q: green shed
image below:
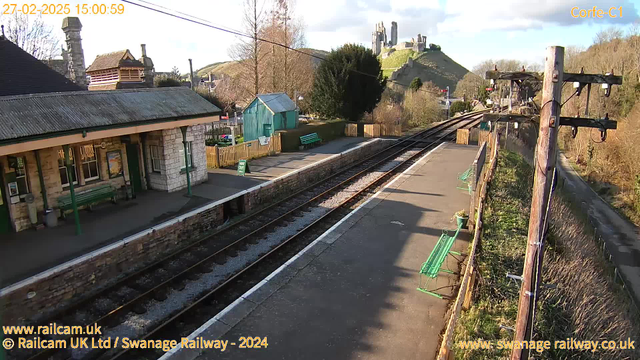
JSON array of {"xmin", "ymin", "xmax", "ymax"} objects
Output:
[{"xmin": 243, "ymin": 93, "xmax": 299, "ymax": 142}]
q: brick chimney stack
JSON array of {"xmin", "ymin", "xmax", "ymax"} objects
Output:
[
  {"xmin": 61, "ymin": 17, "xmax": 87, "ymax": 88},
  {"xmin": 139, "ymin": 44, "xmax": 155, "ymax": 87}
]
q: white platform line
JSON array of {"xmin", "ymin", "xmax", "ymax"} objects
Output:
[{"xmin": 159, "ymin": 141, "xmax": 446, "ymax": 359}]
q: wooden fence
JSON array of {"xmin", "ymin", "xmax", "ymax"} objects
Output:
[
  {"xmin": 346, "ymin": 123, "xmax": 402, "ymax": 137},
  {"xmin": 206, "ymin": 133, "xmax": 281, "ymax": 168},
  {"xmin": 345, "ymin": 124, "xmax": 358, "ymax": 137},
  {"xmin": 437, "ymin": 134, "xmax": 500, "ymax": 360}
]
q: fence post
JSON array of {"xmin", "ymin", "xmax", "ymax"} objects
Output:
[{"xmin": 214, "ymin": 145, "xmax": 220, "ymax": 168}]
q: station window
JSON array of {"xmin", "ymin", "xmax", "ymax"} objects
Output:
[
  {"xmin": 14, "ymin": 156, "xmax": 29, "ymax": 195},
  {"xmin": 80, "ymin": 145, "xmax": 100, "ymax": 181},
  {"xmin": 179, "ymin": 142, "xmax": 193, "ymax": 169},
  {"xmin": 58, "ymin": 148, "xmax": 78, "ymax": 187},
  {"xmin": 150, "ymin": 145, "xmax": 162, "ymax": 172}
]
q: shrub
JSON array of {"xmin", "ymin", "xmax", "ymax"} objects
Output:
[{"xmin": 449, "ymin": 101, "xmax": 472, "ymax": 115}]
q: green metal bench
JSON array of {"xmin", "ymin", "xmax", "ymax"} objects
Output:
[
  {"xmin": 300, "ymin": 133, "xmax": 322, "ymax": 147},
  {"xmin": 417, "ymin": 223, "xmax": 464, "ymax": 298},
  {"xmin": 58, "ymin": 184, "xmax": 117, "ymax": 218}
]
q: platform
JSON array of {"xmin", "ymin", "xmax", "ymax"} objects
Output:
[
  {"xmin": 174, "ymin": 143, "xmax": 479, "ymax": 360},
  {"xmin": 0, "ymin": 137, "xmax": 372, "ymax": 287}
]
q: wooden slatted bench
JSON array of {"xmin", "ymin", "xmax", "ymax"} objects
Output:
[
  {"xmin": 300, "ymin": 133, "xmax": 322, "ymax": 147},
  {"xmin": 57, "ymin": 184, "xmax": 117, "ymax": 218},
  {"xmin": 417, "ymin": 224, "xmax": 463, "ymax": 298}
]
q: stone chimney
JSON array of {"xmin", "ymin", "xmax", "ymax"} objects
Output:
[
  {"xmin": 139, "ymin": 44, "xmax": 155, "ymax": 87},
  {"xmin": 61, "ymin": 17, "xmax": 87, "ymax": 88}
]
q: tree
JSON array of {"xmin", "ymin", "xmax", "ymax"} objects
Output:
[
  {"xmin": 2, "ymin": 13, "xmax": 60, "ymax": 60},
  {"xmin": 156, "ymin": 78, "xmax": 182, "ymax": 87},
  {"xmin": 409, "ymin": 77, "xmax": 423, "ymax": 92},
  {"xmin": 260, "ymin": 0, "xmax": 311, "ymax": 99},
  {"xmin": 229, "ymin": 0, "xmax": 267, "ymax": 98},
  {"xmin": 310, "ymin": 44, "xmax": 386, "ymax": 121},
  {"xmin": 449, "ymin": 101, "xmax": 472, "ymax": 115},
  {"xmin": 454, "ymin": 72, "xmax": 488, "ymax": 101},
  {"xmin": 403, "ymin": 81, "xmax": 443, "ymax": 126}
]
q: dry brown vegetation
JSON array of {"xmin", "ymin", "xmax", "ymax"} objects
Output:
[
  {"xmin": 559, "ymin": 27, "xmax": 640, "ymax": 225},
  {"xmin": 367, "ymin": 83, "xmax": 444, "ymax": 128},
  {"xmin": 455, "ymin": 150, "xmax": 639, "ymax": 360}
]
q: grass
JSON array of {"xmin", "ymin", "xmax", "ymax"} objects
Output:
[
  {"xmin": 380, "ymin": 49, "xmax": 417, "ymax": 68},
  {"xmin": 454, "ymin": 151, "xmax": 531, "ymax": 359},
  {"xmin": 454, "ymin": 150, "xmax": 640, "ymax": 360}
]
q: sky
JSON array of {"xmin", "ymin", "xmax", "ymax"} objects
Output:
[{"xmin": 7, "ymin": 0, "xmax": 640, "ymax": 74}]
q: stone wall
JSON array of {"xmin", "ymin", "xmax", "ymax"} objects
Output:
[
  {"xmin": 0, "ymin": 138, "xmax": 391, "ymax": 323},
  {"xmin": 144, "ymin": 125, "xmax": 207, "ymax": 192}
]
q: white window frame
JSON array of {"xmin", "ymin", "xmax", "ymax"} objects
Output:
[
  {"xmin": 150, "ymin": 145, "xmax": 162, "ymax": 173},
  {"xmin": 58, "ymin": 148, "xmax": 78, "ymax": 188},
  {"xmin": 80, "ymin": 144, "xmax": 100, "ymax": 182},
  {"xmin": 14, "ymin": 156, "xmax": 29, "ymax": 196},
  {"xmin": 179, "ymin": 142, "xmax": 193, "ymax": 170}
]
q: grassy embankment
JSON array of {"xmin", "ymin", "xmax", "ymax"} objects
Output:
[{"xmin": 454, "ymin": 151, "xmax": 639, "ymax": 360}]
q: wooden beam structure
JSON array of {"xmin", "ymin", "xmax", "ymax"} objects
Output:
[
  {"xmin": 485, "ymin": 70, "xmax": 622, "ymax": 85},
  {"xmin": 485, "ymin": 70, "xmax": 541, "ymax": 81},
  {"xmin": 481, "ymin": 113, "xmax": 617, "ymax": 129}
]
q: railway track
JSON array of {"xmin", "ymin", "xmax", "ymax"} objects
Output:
[{"xmin": 11, "ymin": 111, "xmax": 485, "ymax": 360}]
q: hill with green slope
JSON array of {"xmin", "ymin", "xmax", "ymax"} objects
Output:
[
  {"xmin": 196, "ymin": 48, "xmax": 329, "ymax": 78},
  {"xmin": 380, "ymin": 49, "xmax": 469, "ymax": 92}
]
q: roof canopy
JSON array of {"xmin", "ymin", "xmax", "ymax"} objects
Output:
[
  {"xmin": 0, "ymin": 87, "xmax": 221, "ymax": 143},
  {"xmin": 0, "ymin": 36, "xmax": 82, "ymax": 96},
  {"xmin": 252, "ymin": 93, "xmax": 296, "ymax": 114},
  {"xmin": 87, "ymin": 49, "xmax": 144, "ymax": 72}
]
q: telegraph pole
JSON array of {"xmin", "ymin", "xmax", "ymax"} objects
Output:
[{"xmin": 511, "ymin": 46, "xmax": 564, "ymax": 360}]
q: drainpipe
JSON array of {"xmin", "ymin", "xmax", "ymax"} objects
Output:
[
  {"xmin": 63, "ymin": 145, "xmax": 82, "ymax": 235},
  {"xmin": 180, "ymin": 126, "xmax": 192, "ymax": 197},
  {"xmin": 34, "ymin": 150, "xmax": 48, "ymax": 210}
]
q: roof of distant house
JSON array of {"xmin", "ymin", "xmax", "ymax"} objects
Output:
[
  {"xmin": 87, "ymin": 49, "xmax": 144, "ymax": 72},
  {"xmin": 0, "ymin": 87, "xmax": 221, "ymax": 144},
  {"xmin": 0, "ymin": 36, "xmax": 83, "ymax": 96},
  {"xmin": 252, "ymin": 93, "xmax": 297, "ymax": 114}
]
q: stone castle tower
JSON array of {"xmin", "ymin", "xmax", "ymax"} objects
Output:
[
  {"xmin": 61, "ymin": 17, "xmax": 87, "ymax": 88},
  {"xmin": 390, "ymin": 22, "xmax": 398, "ymax": 47},
  {"xmin": 371, "ymin": 21, "xmax": 398, "ymax": 56}
]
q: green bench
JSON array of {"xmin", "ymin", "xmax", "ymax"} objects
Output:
[
  {"xmin": 300, "ymin": 133, "xmax": 322, "ymax": 147},
  {"xmin": 58, "ymin": 184, "xmax": 117, "ymax": 218},
  {"xmin": 417, "ymin": 223, "xmax": 464, "ymax": 298}
]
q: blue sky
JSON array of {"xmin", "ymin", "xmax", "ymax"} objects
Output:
[{"xmin": 12, "ymin": 0, "xmax": 640, "ymax": 73}]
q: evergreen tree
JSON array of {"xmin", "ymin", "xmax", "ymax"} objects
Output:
[{"xmin": 310, "ymin": 44, "xmax": 386, "ymax": 121}]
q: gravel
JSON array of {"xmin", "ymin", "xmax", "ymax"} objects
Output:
[{"xmin": 71, "ymin": 149, "xmax": 417, "ymax": 359}]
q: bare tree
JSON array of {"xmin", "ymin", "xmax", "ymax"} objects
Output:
[
  {"xmin": 260, "ymin": 0, "xmax": 307, "ymax": 97},
  {"xmin": 1, "ymin": 13, "xmax": 60, "ymax": 60},
  {"xmin": 229, "ymin": 0, "xmax": 267, "ymax": 98}
]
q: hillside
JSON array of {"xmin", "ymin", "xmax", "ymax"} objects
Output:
[
  {"xmin": 380, "ymin": 49, "xmax": 469, "ymax": 92},
  {"xmin": 196, "ymin": 48, "xmax": 329, "ymax": 78}
]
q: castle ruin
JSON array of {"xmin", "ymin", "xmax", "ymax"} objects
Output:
[{"xmin": 371, "ymin": 21, "xmax": 427, "ymax": 56}]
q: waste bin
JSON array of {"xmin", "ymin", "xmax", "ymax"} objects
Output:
[
  {"xmin": 44, "ymin": 209, "xmax": 58, "ymax": 228},
  {"xmin": 25, "ymin": 194, "xmax": 38, "ymax": 225}
]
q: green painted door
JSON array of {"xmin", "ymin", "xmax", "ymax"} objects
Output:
[
  {"xmin": 126, "ymin": 143, "xmax": 143, "ymax": 196},
  {"xmin": 0, "ymin": 172, "xmax": 11, "ymax": 234}
]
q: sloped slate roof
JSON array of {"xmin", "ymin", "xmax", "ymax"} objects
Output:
[
  {"xmin": 0, "ymin": 37, "xmax": 82, "ymax": 96},
  {"xmin": 256, "ymin": 93, "xmax": 296, "ymax": 114},
  {"xmin": 0, "ymin": 87, "xmax": 221, "ymax": 143},
  {"xmin": 87, "ymin": 50, "xmax": 144, "ymax": 72}
]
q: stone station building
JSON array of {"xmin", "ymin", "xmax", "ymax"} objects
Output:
[{"xmin": 0, "ymin": 88, "xmax": 220, "ymax": 234}]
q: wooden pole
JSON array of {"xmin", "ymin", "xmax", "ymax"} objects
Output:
[{"xmin": 511, "ymin": 46, "xmax": 564, "ymax": 360}]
